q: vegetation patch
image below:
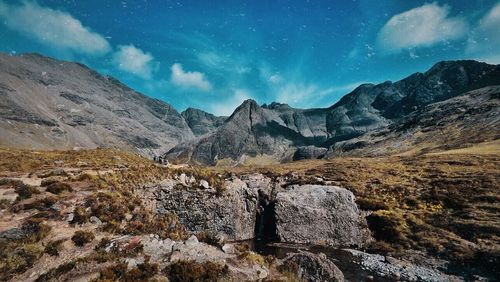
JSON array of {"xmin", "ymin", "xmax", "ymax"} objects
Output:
[
  {"xmin": 72, "ymin": 230, "xmax": 95, "ymax": 247},
  {"xmin": 46, "ymin": 182, "xmax": 73, "ymax": 194},
  {"xmin": 45, "ymin": 239, "xmax": 66, "ymax": 256},
  {"xmin": 96, "ymin": 259, "xmax": 159, "ymax": 282},
  {"xmin": 165, "ymin": 260, "xmax": 229, "ymax": 282}
]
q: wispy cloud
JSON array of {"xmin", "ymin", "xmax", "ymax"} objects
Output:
[
  {"xmin": 170, "ymin": 63, "xmax": 212, "ymax": 91},
  {"xmin": 0, "ymin": 0, "xmax": 110, "ymax": 55},
  {"xmin": 113, "ymin": 45, "xmax": 156, "ymax": 79},
  {"xmin": 210, "ymin": 89, "xmax": 251, "ymax": 116},
  {"xmin": 466, "ymin": 2, "xmax": 500, "ymax": 64},
  {"xmin": 377, "ymin": 3, "xmax": 468, "ymax": 53}
]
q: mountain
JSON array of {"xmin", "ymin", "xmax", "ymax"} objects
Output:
[
  {"xmin": 0, "ymin": 53, "xmax": 193, "ymax": 156},
  {"xmin": 165, "ymin": 60, "xmax": 500, "ymax": 165},
  {"xmin": 181, "ymin": 108, "xmax": 226, "ymax": 136},
  {"xmin": 330, "ymin": 85, "xmax": 500, "ymax": 156}
]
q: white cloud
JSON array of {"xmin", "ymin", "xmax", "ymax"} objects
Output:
[
  {"xmin": 377, "ymin": 3, "xmax": 468, "ymax": 53},
  {"xmin": 0, "ymin": 1, "xmax": 110, "ymax": 55},
  {"xmin": 268, "ymin": 74, "xmax": 283, "ymax": 84},
  {"xmin": 466, "ymin": 2, "xmax": 500, "ymax": 64},
  {"xmin": 210, "ymin": 89, "xmax": 251, "ymax": 116},
  {"xmin": 276, "ymin": 83, "xmax": 318, "ymax": 108},
  {"xmin": 114, "ymin": 45, "xmax": 156, "ymax": 79},
  {"xmin": 170, "ymin": 63, "xmax": 212, "ymax": 91}
]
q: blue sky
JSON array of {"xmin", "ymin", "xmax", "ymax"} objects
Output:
[{"xmin": 1, "ymin": 0, "xmax": 499, "ymax": 115}]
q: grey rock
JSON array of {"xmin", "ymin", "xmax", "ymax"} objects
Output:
[
  {"xmin": 90, "ymin": 216, "xmax": 102, "ymax": 225},
  {"xmin": 281, "ymin": 251, "xmax": 344, "ymax": 282},
  {"xmin": 274, "ymin": 185, "xmax": 371, "ymax": 247},
  {"xmin": 144, "ymin": 178, "xmax": 259, "ymax": 241},
  {"xmin": 293, "ymin": 145, "xmax": 328, "ymax": 160},
  {"xmin": 199, "ymin": 180, "xmax": 210, "ymax": 189}
]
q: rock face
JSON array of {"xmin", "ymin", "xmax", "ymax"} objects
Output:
[
  {"xmin": 281, "ymin": 251, "xmax": 344, "ymax": 282},
  {"xmin": 274, "ymin": 185, "xmax": 371, "ymax": 247},
  {"xmin": 181, "ymin": 107, "xmax": 226, "ymax": 136},
  {"xmin": 143, "ymin": 178, "xmax": 259, "ymax": 241},
  {"xmin": 166, "ymin": 60, "xmax": 500, "ymax": 164},
  {"xmin": 0, "ymin": 53, "xmax": 194, "ymax": 156},
  {"xmin": 293, "ymin": 146, "xmax": 328, "ymax": 160}
]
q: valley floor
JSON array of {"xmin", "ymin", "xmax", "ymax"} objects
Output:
[{"xmin": 0, "ymin": 146, "xmax": 498, "ymax": 281}]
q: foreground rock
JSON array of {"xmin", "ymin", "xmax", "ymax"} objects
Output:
[
  {"xmin": 141, "ymin": 178, "xmax": 259, "ymax": 241},
  {"xmin": 275, "ymin": 185, "xmax": 371, "ymax": 247},
  {"xmin": 281, "ymin": 251, "xmax": 344, "ymax": 282}
]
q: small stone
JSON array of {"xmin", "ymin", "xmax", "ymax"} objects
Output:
[
  {"xmin": 222, "ymin": 244, "xmax": 236, "ymax": 254},
  {"xmin": 200, "ymin": 180, "xmax": 210, "ymax": 189},
  {"xmin": 185, "ymin": 235, "xmax": 199, "ymax": 246},
  {"xmin": 66, "ymin": 213, "xmax": 74, "ymax": 222},
  {"xmin": 179, "ymin": 173, "xmax": 187, "ymax": 185},
  {"xmin": 90, "ymin": 216, "xmax": 102, "ymax": 225}
]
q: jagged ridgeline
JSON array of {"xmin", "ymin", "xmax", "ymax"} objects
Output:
[{"xmin": 1, "ymin": 52, "xmax": 499, "ymax": 164}]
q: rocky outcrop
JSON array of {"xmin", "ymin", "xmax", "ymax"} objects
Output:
[
  {"xmin": 281, "ymin": 251, "xmax": 344, "ymax": 282},
  {"xmin": 274, "ymin": 185, "xmax": 371, "ymax": 247},
  {"xmin": 293, "ymin": 146, "xmax": 328, "ymax": 160},
  {"xmin": 142, "ymin": 177, "xmax": 259, "ymax": 241}
]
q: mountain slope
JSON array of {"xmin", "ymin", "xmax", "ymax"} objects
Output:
[
  {"xmin": 181, "ymin": 107, "xmax": 226, "ymax": 136},
  {"xmin": 0, "ymin": 53, "xmax": 194, "ymax": 156},
  {"xmin": 166, "ymin": 60, "xmax": 500, "ymax": 165},
  {"xmin": 329, "ymin": 85, "xmax": 500, "ymax": 156}
]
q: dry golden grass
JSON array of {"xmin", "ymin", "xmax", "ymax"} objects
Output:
[{"xmin": 1, "ymin": 146, "xmax": 498, "ymax": 277}]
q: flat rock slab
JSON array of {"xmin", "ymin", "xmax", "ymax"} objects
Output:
[{"xmin": 275, "ymin": 185, "xmax": 370, "ymax": 247}]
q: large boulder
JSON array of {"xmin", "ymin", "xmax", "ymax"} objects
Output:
[
  {"xmin": 274, "ymin": 185, "xmax": 371, "ymax": 247},
  {"xmin": 281, "ymin": 251, "xmax": 344, "ymax": 282},
  {"xmin": 143, "ymin": 178, "xmax": 259, "ymax": 241}
]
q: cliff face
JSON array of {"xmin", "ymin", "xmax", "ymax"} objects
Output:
[{"xmin": 0, "ymin": 53, "xmax": 194, "ymax": 156}]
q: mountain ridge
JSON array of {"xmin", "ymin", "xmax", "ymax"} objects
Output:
[
  {"xmin": 0, "ymin": 52, "xmax": 498, "ymax": 164},
  {"xmin": 165, "ymin": 59, "xmax": 500, "ymax": 164}
]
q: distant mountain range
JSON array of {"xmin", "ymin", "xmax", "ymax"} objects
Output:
[{"xmin": 0, "ymin": 52, "xmax": 498, "ymax": 164}]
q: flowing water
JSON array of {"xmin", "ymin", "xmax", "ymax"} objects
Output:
[{"xmin": 243, "ymin": 240, "xmax": 393, "ymax": 282}]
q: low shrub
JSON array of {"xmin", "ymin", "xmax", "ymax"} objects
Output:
[
  {"xmin": 46, "ymin": 182, "xmax": 72, "ymax": 194},
  {"xmin": 71, "ymin": 230, "xmax": 95, "ymax": 247},
  {"xmin": 45, "ymin": 239, "xmax": 65, "ymax": 256},
  {"xmin": 0, "ymin": 241, "xmax": 44, "ymax": 280},
  {"xmin": 14, "ymin": 182, "xmax": 40, "ymax": 200},
  {"xmin": 165, "ymin": 260, "xmax": 229, "ymax": 282},
  {"xmin": 34, "ymin": 261, "xmax": 76, "ymax": 282},
  {"xmin": 96, "ymin": 260, "xmax": 159, "ymax": 282},
  {"xmin": 356, "ymin": 198, "xmax": 389, "ymax": 211}
]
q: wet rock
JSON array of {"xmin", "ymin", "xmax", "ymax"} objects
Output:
[
  {"xmin": 275, "ymin": 185, "xmax": 371, "ymax": 247},
  {"xmin": 281, "ymin": 251, "xmax": 344, "ymax": 282},
  {"xmin": 345, "ymin": 249, "xmax": 462, "ymax": 282}
]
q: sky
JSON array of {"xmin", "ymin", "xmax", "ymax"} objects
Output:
[{"xmin": 0, "ymin": 0, "xmax": 499, "ymax": 115}]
